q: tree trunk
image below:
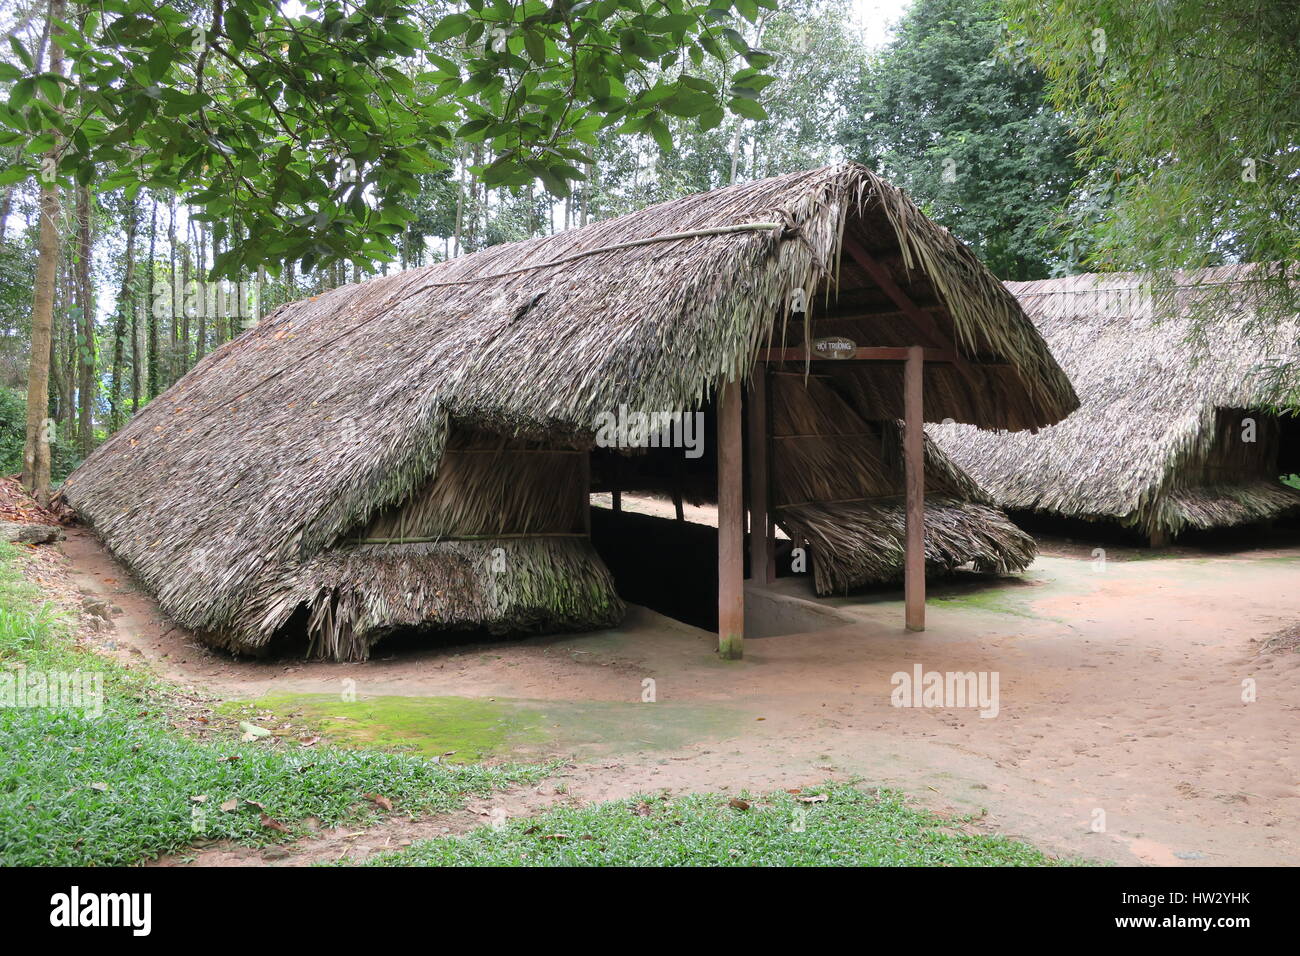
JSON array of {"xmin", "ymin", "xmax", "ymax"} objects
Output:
[
  {"xmin": 20, "ymin": 0, "xmax": 66, "ymax": 503},
  {"xmin": 166, "ymin": 194, "xmax": 177, "ymax": 382},
  {"xmin": 0, "ymin": 154, "xmax": 14, "ymax": 245},
  {"xmin": 75, "ymin": 183, "xmax": 94, "ymax": 457},
  {"xmin": 108, "ymin": 195, "xmax": 138, "ymax": 430},
  {"xmin": 195, "ymin": 219, "xmax": 207, "ymax": 357},
  {"xmin": 146, "ymin": 197, "xmax": 159, "ymax": 399}
]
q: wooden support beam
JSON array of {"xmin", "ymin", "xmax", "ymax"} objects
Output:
[
  {"xmin": 904, "ymin": 345, "xmax": 926, "ymax": 632},
  {"xmin": 758, "ymin": 346, "xmax": 963, "ymax": 364},
  {"xmin": 717, "ymin": 378, "xmax": 744, "ymax": 659},
  {"xmin": 747, "ymin": 367, "xmax": 772, "ymax": 587},
  {"xmin": 842, "ymin": 236, "xmax": 948, "ymax": 346},
  {"xmin": 840, "ymin": 235, "xmax": 984, "ymax": 390},
  {"xmin": 671, "ymin": 454, "xmax": 685, "ymax": 522},
  {"xmin": 580, "ymin": 449, "xmax": 591, "ymax": 534}
]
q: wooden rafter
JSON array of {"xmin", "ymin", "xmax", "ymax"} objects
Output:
[
  {"xmin": 756, "ymin": 346, "xmax": 1008, "ymax": 365},
  {"xmin": 840, "ymin": 235, "xmax": 985, "ymax": 389}
]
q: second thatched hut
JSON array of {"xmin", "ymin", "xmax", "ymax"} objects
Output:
[{"xmin": 932, "ymin": 266, "xmax": 1300, "ymax": 544}]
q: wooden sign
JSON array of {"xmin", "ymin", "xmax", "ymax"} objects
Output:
[{"xmin": 811, "ymin": 336, "xmax": 856, "ymax": 359}]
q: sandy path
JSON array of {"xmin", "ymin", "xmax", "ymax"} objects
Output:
[{"xmin": 55, "ymin": 526, "xmax": 1300, "ymax": 866}]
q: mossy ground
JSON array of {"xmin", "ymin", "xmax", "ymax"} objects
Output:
[{"xmin": 224, "ymin": 692, "xmax": 751, "ymax": 763}]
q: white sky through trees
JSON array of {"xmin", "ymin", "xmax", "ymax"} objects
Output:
[{"xmin": 851, "ymin": 0, "xmax": 912, "ymax": 48}]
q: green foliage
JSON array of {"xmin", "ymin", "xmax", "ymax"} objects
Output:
[
  {"xmin": 0, "ymin": 240, "xmax": 36, "ymax": 387},
  {"xmin": 1002, "ymin": 0, "xmax": 1300, "ymax": 407},
  {"xmin": 360, "ymin": 784, "xmax": 1079, "ymax": 866},
  {"xmin": 0, "ymin": 0, "xmax": 780, "ymax": 279},
  {"xmin": 0, "ymin": 387, "xmax": 77, "ymax": 479},
  {"xmin": 842, "ymin": 0, "xmax": 1087, "ymax": 280},
  {"xmin": 590, "ymin": 0, "xmax": 866, "ymax": 216},
  {"xmin": 0, "ymin": 543, "xmax": 545, "ymax": 866},
  {"xmin": 1003, "ymin": 0, "xmax": 1299, "ymax": 273}
]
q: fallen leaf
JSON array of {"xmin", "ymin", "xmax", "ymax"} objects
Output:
[
  {"xmin": 219, "ymin": 799, "xmax": 238, "ymax": 812},
  {"xmin": 259, "ymin": 813, "xmax": 290, "ymax": 833},
  {"xmin": 90, "ymin": 782, "xmax": 108, "ymax": 792},
  {"xmin": 796, "ymin": 794, "xmax": 829, "ymax": 804},
  {"xmin": 728, "ymin": 797, "xmax": 750, "ymax": 811},
  {"xmin": 189, "ymin": 795, "xmax": 207, "ymax": 803}
]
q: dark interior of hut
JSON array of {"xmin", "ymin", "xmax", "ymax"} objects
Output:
[
  {"xmin": 1275, "ymin": 410, "xmax": 1300, "ymax": 479},
  {"xmin": 588, "ymin": 395, "xmax": 732, "ymax": 631}
]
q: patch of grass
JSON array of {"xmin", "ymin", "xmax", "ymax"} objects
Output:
[
  {"xmin": 222, "ymin": 693, "xmax": 549, "ymax": 763},
  {"xmin": 1282, "ymin": 474, "xmax": 1300, "ymax": 490},
  {"xmin": 930, "ymin": 585, "xmax": 1046, "ymax": 621},
  {"xmin": 231, "ymin": 692, "xmax": 752, "ymax": 763},
  {"xmin": 0, "ymin": 544, "xmax": 545, "ymax": 866},
  {"xmin": 357, "ymin": 784, "xmax": 1081, "ymax": 867}
]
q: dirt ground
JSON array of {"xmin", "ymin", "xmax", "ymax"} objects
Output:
[{"xmin": 44, "ymin": 524, "xmax": 1300, "ymax": 867}]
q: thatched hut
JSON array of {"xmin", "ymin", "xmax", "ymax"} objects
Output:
[
  {"xmin": 931, "ymin": 267, "xmax": 1300, "ymax": 545},
  {"xmin": 63, "ymin": 163, "xmax": 1077, "ymax": 661}
]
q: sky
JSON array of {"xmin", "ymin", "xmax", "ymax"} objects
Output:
[{"xmin": 850, "ymin": 0, "xmax": 913, "ymax": 49}]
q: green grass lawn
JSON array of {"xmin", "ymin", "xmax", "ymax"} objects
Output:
[
  {"xmin": 0, "ymin": 543, "xmax": 544, "ymax": 866},
  {"xmin": 1, "ymin": 542, "xmax": 1076, "ymax": 867},
  {"xmin": 358, "ymin": 785, "xmax": 1076, "ymax": 867}
]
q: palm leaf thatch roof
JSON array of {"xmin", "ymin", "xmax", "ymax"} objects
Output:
[
  {"xmin": 931, "ymin": 265, "xmax": 1300, "ymax": 538},
  {"xmin": 62, "ymin": 162, "xmax": 1075, "ymax": 659},
  {"xmin": 768, "ymin": 373, "xmax": 1036, "ymax": 593}
]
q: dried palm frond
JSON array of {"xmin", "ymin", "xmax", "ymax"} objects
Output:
[{"xmin": 770, "ymin": 374, "xmax": 1034, "ymax": 591}]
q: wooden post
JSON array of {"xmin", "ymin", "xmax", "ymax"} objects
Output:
[
  {"xmin": 904, "ymin": 346, "xmax": 926, "ymax": 632},
  {"xmin": 747, "ymin": 367, "xmax": 771, "ymax": 586},
  {"xmin": 672, "ymin": 453, "xmax": 685, "ymax": 522},
  {"xmin": 580, "ymin": 449, "xmax": 591, "ymax": 534},
  {"xmin": 718, "ymin": 378, "xmax": 744, "ymax": 659}
]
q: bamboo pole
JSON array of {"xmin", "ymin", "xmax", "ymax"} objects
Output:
[
  {"xmin": 718, "ymin": 378, "xmax": 744, "ymax": 658},
  {"xmin": 904, "ymin": 346, "xmax": 925, "ymax": 631}
]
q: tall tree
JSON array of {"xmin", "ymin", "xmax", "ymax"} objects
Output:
[
  {"xmin": 19, "ymin": 0, "xmax": 63, "ymax": 503},
  {"xmin": 74, "ymin": 181, "xmax": 93, "ymax": 456},
  {"xmin": 842, "ymin": 0, "xmax": 1087, "ymax": 280},
  {"xmin": 108, "ymin": 192, "xmax": 138, "ymax": 430}
]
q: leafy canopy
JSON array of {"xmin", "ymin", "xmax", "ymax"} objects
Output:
[
  {"xmin": 1002, "ymin": 0, "xmax": 1300, "ymax": 406},
  {"xmin": 842, "ymin": 0, "xmax": 1086, "ymax": 280},
  {"xmin": 0, "ymin": 0, "xmax": 779, "ymax": 278},
  {"xmin": 1003, "ymin": 0, "xmax": 1299, "ymax": 273}
]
